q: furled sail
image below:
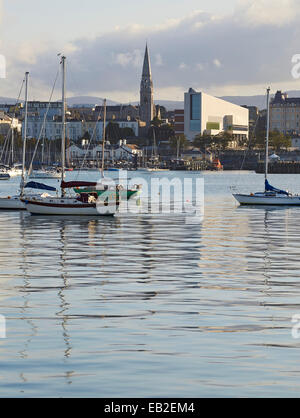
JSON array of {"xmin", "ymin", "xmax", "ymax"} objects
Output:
[
  {"xmin": 25, "ymin": 181, "xmax": 57, "ymax": 192},
  {"xmin": 61, "ymin": 181, "xmax": 98, "ymax": 189},
  {"xmin": 265, "ymin": 180, "xmax": 289, "ymax": 196}
]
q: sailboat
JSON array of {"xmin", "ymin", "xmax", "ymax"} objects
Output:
[
  {"xmin": 7, "ymin": 127, "xmax": 22, "ymax": 177},
  {"xmin": 0, "ymin": 169, "xmax": 10, "ymax": 180},
  {"xmin": 22, "ymin": 56, "xmax": 117, "ymax": 216},
  {"xmin": 0, "ymin": 73, "xmax": 56, "ymax": 210},
  {"xmin": 29, "ymin": 168, "xmax": 61, "ymax": 179},
  {"xmin": 233, "ymin": 87, "xmax": 300, "ymax": 206},
  {"xmin": 73, "ymin": 99, "xmax": 141, "ymax": 200}
]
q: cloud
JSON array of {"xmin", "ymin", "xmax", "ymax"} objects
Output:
[
  {"xmin": 2, "ymin": 1, "xmax": 300, "ymax": 101},
  {"xmin": 213, "ymin": 59, "xmax": 222, "ymax": 69},
  {"xmin": 235, "ymin": 0, "xmax": 300, "ymax": 27}
]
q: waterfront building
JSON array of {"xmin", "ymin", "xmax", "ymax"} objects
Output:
[
  {"xmin": 270, "ymin": 90, "xmax": 300, "ymax": 135},
  {"xmin": 184, "ymin": 88, "xmax": 249, "ymax": 143},
  {"xmin": 0, "ymin": 111, "xmax": 22, "ymax": 136},
  {"xmin": 23, "ymin": 117, "xmax": 139, "ymax": 141},
  {"xmin": 66, "ymin": 141, "xmax": 142, "ymax": 165},
  {"xmin": 174, "ymin": 109, "xmax": 185, "ymax": 136},
  {"xmin": 21, "ymin": 101, "xmax": 63, "ymax": 119},
  {"xmin": 242, "ymin": 105, "xmax": 259, "ymax": 135}
]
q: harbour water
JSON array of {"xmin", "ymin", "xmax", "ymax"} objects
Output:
[{"xmin": 1, "ymin": 171, "xmax": 300, "ymax": 397}]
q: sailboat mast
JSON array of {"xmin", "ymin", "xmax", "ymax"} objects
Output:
[
  {"xmin": 20, "ymin": 72, "xmax": 29, "ymax": 196},
  {"xmin": 265, "ymin": 87, "xmax": 271, "ymax": 183},
  {"xmin": 61, "ymin": 56, "xmax": 66, "ymax": 197},
  {"xmin": 101, "ymin": 99, "xmax": 107, "ymax": 177},
  {"xmin": 11, "ymin": 127, "xmax": 14, "ymax": 167}
]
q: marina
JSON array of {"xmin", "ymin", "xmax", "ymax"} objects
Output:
[
  {"xmin": 2, "ymin": 0, "xmax": 300, "ymax": 401},
  {"xmin": 1, "ymin": 171, "xmax": 300, "ymax": 397}
]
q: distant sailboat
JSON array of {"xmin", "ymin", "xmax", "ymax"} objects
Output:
[
  {"xmin": 0, "ymin": 72, "xmax": 55, "ymax": 210},
  {"xmin": 233, "ymin": 87, "xmax": 300, "ymax": 206}
]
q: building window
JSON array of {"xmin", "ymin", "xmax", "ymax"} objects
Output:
[
  {"xmin": 190, "ymin": 94, "xmax": 201, "ymax": 120},
  {"xmin": 190, "ymin": 94, "xmax": 201, "ymax": 131}
]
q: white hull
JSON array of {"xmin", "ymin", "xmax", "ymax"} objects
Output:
[
  {"xmin": 233, "ymin": 193, "xmax": 300, "ymax": 206},
  {"xmin": 29, "ymin": 171, "xmax": 61, "ymax": 179},
  {"xmin": 0, "ymin": 173, "xmax": 10, "ymax": 180},
  {"xmin": 8, "ymin": 169, "xmax": 22, "ymax": 177},
  {"xmin": 0, "ymin": 195, "xmax": 25, "ymax": 209},
  {"xmin": 23, "ymin": 196, "xmax": 117, "ymax": 216}
]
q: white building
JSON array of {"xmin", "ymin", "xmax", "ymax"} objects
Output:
[
  {"xmin": 184, "ymin": 88, "xmax": 249, "ymax": 142},
  {"xmin": 0, "ymin": 111, "xmax": 22, "ymax": 136},
  {"xmin": 23, "ymin": 118, "xmax": 139, "ymax": 141}
]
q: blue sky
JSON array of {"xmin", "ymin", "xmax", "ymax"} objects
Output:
[{"xmin": 1, "ymin": 0, "xmax": 300, "ymax": 102}]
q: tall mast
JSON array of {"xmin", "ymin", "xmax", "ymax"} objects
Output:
[
  {"xmin": 265, "ymin": 87, "xmax": 271, "ymax": 185},
  {"xmin": 20, "ymin": 71, "xmax": 29, "ymax": 197},
  {"xmin": 11, "ymin": 126, "xmax": 14, "ymax": 166},
  {"xmin": 61, "ymin": 56, "xmax": 66, "ymax": 197},
  {"xmin": 101, "ymin": 98, "xmax": 107, "ymax": 178}
]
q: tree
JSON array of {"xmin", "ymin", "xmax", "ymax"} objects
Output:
[
  {"xmin": 119, "ymin": 127, "xmax": 135, "ymax": 138},
  {"xmin": 169, "ymin": 134, "xmax": 188, "ymax": 155},
  {"xmin": 193, "ymin": 133, "xmax": 212, "ymax": 151},
  {"xmin": 151, "ymin": 116, "xmax": 162, "ymax": 127},
  {"xmin": 253, "ymin": 130, "xmax": 291, "ymax": 151},
  {"xmin": 106, "ymin": 122, "xmax": 121, "ymax": 143},
  {"xmin": 269, "ymin": 131, "xmax": 291, "ymax": 152}
]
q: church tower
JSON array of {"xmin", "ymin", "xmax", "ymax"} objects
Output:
[{"xmin": 140, "ymin": 44, "xmax": 154, "ymax": 128}]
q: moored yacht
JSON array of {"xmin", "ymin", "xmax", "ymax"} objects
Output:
[
  {"xmin": 23, "ymin": 57, "xmax": 118, "ymax": 217},
  {"xmin": 233, "ymin": 87, "xmax": 300, "ymax": 206}
]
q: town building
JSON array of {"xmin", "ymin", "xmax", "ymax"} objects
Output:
[
  {"xmin": 184, "ymin": 88, "xmax": 249, "ymax": 143},
  {"xmin": 270, "ymin": 90, "xmax": 300, "ymax": 135},
  {"xmin": 23, "ymin": 117, "xmax": 139, "ymax": 141},
  {"xmin": 0, "ymin": 111, "xmax": 22, "ymax": 136},
  {"xmin": 66, "ymin": 140, "xmax": 142, "ymax": 165},
  {"xmin": 21, "ymin": 101, "xmax": 63, "ymax": 119},
  {"xmin": 174, "ymin": 109, "xmax": 185, "ymax": 136},
  {"xmin": 242, "ymin": 105, "xmax": 259, "ymax": 135},
  {"xmin": 93, "ymin": 104, "xmax": 139, "ymax": 121}
]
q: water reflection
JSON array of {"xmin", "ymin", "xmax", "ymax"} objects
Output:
[{"xmin": 2, "ymin": 173, "xmax": 300, "ymax": 396}]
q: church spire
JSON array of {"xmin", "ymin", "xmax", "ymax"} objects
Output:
[
  {"xmin": 142, "ymin": 43, "xmax": 152, "ymax": 78},
  {"xmin": 140, "ymin": 43, "xmax": 154, "ymax": 128}
]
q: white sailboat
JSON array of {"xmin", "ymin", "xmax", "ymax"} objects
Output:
[
  {"xmin": 0, "ymin": 170, "xmax": 10, "ymax": 180},
  {"xmin": 8, "ymin": 164, "xmax": 23, "ymax": 177},
  {"xmin": 233, "ymin": 87, "xmax": 300, "ymax": 206},
  {"xmin": 29, "ymin": 169, "xmax": 61, "ymax": 179},
  {"xmin": 0, "ymin": 72, "xmax": 30, "ymax": 209},
  {"xmin": 22, "ymin": 56, "xmax": 117, "ymax": 216}
]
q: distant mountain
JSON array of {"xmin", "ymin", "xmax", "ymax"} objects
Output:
[
  {"xmin": 0, "ymin": 97, "xmax": 18, "ymax": 104},
  {"xmin": 221, "ymin": 91, "xmax": 300, "ymax": 109},
  {"xmin": 67, "ymin": 96, "xmax": 119, "ymax": 106},
  {"xmin": 2, "ymin": 90, "xmax": 300, "ymax": 110}
]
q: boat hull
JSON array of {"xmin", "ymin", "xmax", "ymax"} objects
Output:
[
  {"xmin": 29, "ymin": 172, "xmax": 61, "ymax": 179},
  {"xmin": 23, "ymin": 197, "xmax": 117, "ymax": 216},
  {"xmin": 233, "ymin": 193, "xmax": 300, "ymax": 206},
  {"xmin": 8, "ymin": 169, "xmax": 22, "ymax": 177},
  {"xmin": 0, "ymin": 196, "xmax": 25, "ymax": 210}
]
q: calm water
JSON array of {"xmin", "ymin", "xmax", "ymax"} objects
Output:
[{"xmin": 1, "ymin": 171, "xmax": 300, "ymax": 397}]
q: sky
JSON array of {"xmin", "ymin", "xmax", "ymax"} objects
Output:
[{"xmin": 1, "ymin": 0, "xmax": 300, "ymax": 103}]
